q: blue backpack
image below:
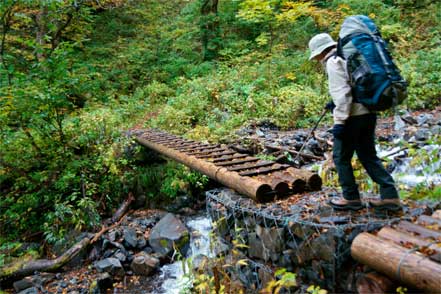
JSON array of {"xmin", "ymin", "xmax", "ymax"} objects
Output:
[{"xmin": 337, "ymin": 15, "xmax": 407, "ymax": 111}]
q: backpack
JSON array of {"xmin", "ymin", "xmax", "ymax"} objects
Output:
[{"xmin": 337, "ymin": 15, "xmax": 407, "ymax": 111}]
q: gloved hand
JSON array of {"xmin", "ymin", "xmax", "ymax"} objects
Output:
[
  {"xmin": 332, "ymin": 124, "xmax": 346, "ymax": 140},
  {"xmin": 324, "ymin": 101, "xmax": 336, "ymax": 112}
]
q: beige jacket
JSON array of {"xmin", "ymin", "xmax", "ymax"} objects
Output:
[{"xmin": 324, "ymin": 48, "xmax": 370, "ymax": 125}]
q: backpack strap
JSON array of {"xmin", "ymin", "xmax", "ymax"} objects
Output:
[{"xmin": 336, "ymin": 34, "xmax": 356, "ymax": 59}]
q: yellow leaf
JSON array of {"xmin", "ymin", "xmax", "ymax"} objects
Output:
[{"xmin": 236, "ymin": 259, "xmax": 248, "ymax": 266}]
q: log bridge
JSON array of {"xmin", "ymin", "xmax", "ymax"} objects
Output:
[{"xmin": 134, "ymin": 129, "xmax": 322, "ymax": 202}]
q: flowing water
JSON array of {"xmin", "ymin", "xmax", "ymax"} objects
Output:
[
  {"xmin": 158, "ymin": 216, "xmax": 213, "ymax": 294},
  {"xmin": 379, "ymin": 144, "xmax": 441, "ymax": 188}
]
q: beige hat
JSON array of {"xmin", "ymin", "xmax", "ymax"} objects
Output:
[{"xmin": 308, "ymin": 33, "xmax": 336, "ymax": 60}]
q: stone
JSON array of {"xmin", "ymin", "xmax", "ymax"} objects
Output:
[
  {"xmin": 113, "ymin": 251, "xmax": 127, "ymax": 262},
  {"xmin": 192, "ymin": 254, "xmax": 209, "ymax": 273},
  {"xmin": 288, "ymin": 221, "xmax": 314, "ymax": 239},
  {"xmin": 414, "ymin": 128, "xmax": 431, "ymax": 141},
  {"xmin": 213, "ymin": 240, "xmax": 229, "ymax": 257},
  {"xmin": 107, "ymin": 229, "xmax": 120, "ymax": 242},
  {"xmin": 258, "ymin": 267, "xmax": 274, "ymax": 289},
  {"xmin": 143, "ymin": 246, "xmax": 153, "ymax": 254},
  {"xmin": 89, "ymin": 272, "xmax": 113, "ymax": 294},
  {"xmin": 13, "ymin": 277, "xmax": 34, "ymax": 292},
  {"xmin": 401, "ymin": 113, "xmax": 417, "ymax": 125},
  {"xmin": 137, "ymin": 236, "xmax": 147, "ymax": 249},
  {"xmin": 248, "ymin": 232, "xmax": 267, "ymax": 261},
  {"xmin": 255, "ymin": 225, "xmax": 284, "ymax": 254},
  {"xmin": 123, "ymin": 227, "xmax": 138, "ymax": 248},
  {"xmin": 432, "ymin": 125, "xmax": 441, "ymax": 135},
  {"xmin": 416, "ymin": 113, "xmax": 433, "ymax": 126},
  {"xmin": 130, "ymin": 252, "xmax": 160, "ymax": 276},
  {"xmin": 18, "ymin": 287, "xmax": 39, "ymax": 294},
  {"xmin": 95, "ymin": 258, "xmax": 125, "ymax": 277},
  {"xmin": 309, "ymin": 233, "xmax": 335, "ymax": 262},
  {"xmin": 13, "ymin": 274, "xmax": 51, "ymax": 292},
  {"xmin": 149, "ymin": 213, "xmax": 189, "ymax": 256}
]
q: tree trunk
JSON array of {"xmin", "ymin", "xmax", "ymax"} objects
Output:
[
  {"xmin": 378, "ymin": 227, "xmax": 441, "ymax": 262},
  {"xmin": 351, "ymin": 232, "xmax": 441, "ymax": 293},
  {"xmin": 200, "ymin": 0, "xmax": 220, "ymax": 61},
  {"xmin": 35, "ymin": 5, "xmax": 48, "ymax": 61}
]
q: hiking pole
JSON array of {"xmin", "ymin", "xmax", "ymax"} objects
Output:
[{"xmin": 292, "ymin": 108, "xmax": 328, "ymax": 166}]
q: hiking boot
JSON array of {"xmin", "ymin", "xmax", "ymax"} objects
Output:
[
  {"xmin": 329, "ymin": 197, "xmax": 363, "ymax": 211},
  {"xmin": 369, "ymin": 198, "xmax": 402, "ymax": 211}
]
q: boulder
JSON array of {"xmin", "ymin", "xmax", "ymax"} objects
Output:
[
  {"xmin": 95, "ymin": 258, "xmax": 125, "ymax": 277},
  {"xmin": 149, "ymin": 213, "xmax": 189, "ymax": 256},
  {"xmin": 123, "ymin": 227, "xmax": 138, "ymax": 248},
  {"xmin": 130, "ymin": 252, "xmax": 160, "ymax": 276}
]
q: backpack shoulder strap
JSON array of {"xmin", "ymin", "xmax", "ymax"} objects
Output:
[{"xmin": 336, "ymin": 33, "xmax": 364, "ymax": 59}]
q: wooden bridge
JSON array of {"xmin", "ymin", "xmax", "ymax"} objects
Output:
[{"xmin": 134, "ymin": 128, "xmax": 322, "ymax": 202}]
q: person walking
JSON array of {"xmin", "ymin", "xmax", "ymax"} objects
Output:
[{"xmin": 308, "ymin": 33, "xmax": 401, "ymax": 211}]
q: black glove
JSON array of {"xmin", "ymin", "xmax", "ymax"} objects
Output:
[
  {"xmin": 325, "ymin": 101, "xmax": 336, "ymax": 112},
  {"xmin": 332, "ymin": 124, "xmax": 346, "ymax": 140}
]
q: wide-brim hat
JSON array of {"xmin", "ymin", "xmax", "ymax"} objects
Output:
[{"xmin": 308, "ymin": 33, "xmax": 337, "ymax": 60}]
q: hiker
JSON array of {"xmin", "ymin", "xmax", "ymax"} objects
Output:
[{"xmin": 308, "ymin": 32, "xmax": 401, "ymax": 211}]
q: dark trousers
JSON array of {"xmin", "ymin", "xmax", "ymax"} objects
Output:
[{"xmin": 333, "ymin": 113, "xmax": 398, "ymax": 200}]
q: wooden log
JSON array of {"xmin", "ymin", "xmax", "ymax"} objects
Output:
[
  {"xmin": 356, "ymin": 272, "xmax": 395, "ymax": 294},
  {"xmin": 378, "ymin": 227, "xmax": 441, "ymax": 262},
  {"xmin": 286, "ymin": 167, "xmax": 322, "ymax": 191},
  {"xmin": 432, "ymin": 210, "xmax": 441, "ymax": 220},
  {"xmin": 417, "ymin": 214, "xmax": 441, "ymax": 227},
  {"xmin": 351, "ymin": 232, "xmax": 441, "ymax": 293},
  {"xmin": 396, "ymin": 221, "xmax": 441, "ymax": 240}
]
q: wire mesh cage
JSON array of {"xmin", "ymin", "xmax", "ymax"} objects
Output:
[{"xmin": 206, "ymin": 188, "xmax": 406, "ymax": 292}]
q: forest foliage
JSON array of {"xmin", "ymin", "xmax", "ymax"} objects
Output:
[{"xmin": 1, "ymin": 0, "xmax": 440, "ymax": 247}]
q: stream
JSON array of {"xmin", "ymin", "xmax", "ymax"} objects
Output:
[{"xmin": 157, "ymin": 216, "xmax": 213, "ymax": 294}]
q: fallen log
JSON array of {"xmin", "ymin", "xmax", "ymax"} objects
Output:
[
  {"xmin": 378, "ymin": 227, "xmax": 441, "ymax": 262},
  {"xmin": 351, "ymin": 232, "xmax": 441, "ymax": 293},
  {"xmin": 356, "ymin": 272, "xmax": 395, "ymax": 294},
  {"xmin": 396, "ymin": 221, "xmax": 441, "ymax": 240},
  {"xmin": 0, "ymin": 194, "xmax": 134, "ymax": 282}
]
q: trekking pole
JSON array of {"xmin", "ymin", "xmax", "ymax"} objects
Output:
[{"xmin": 292, "ymin": 108, "xmax": 328, "ymax": 166}]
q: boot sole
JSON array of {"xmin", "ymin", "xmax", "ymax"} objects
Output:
[
  {"xmin": 371, "ymin": 203, "xmax": 402, "ymax": 212},
  {"xmin": 329, "ymin": 200, "xmax": 364, "ymax": 211}
]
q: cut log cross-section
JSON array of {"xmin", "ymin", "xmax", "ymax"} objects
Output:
[{"xmin": 351, "ymin": 232, "xmax": 441, "ymax": 293}]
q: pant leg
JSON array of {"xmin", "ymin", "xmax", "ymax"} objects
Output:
[
  {"xmin": 354, "ymin": 114, "xmax": 399, "ymax": 199},
  {"xmin": 333, "ymin": 133, "xmax": 360, "ymax": 200}
]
